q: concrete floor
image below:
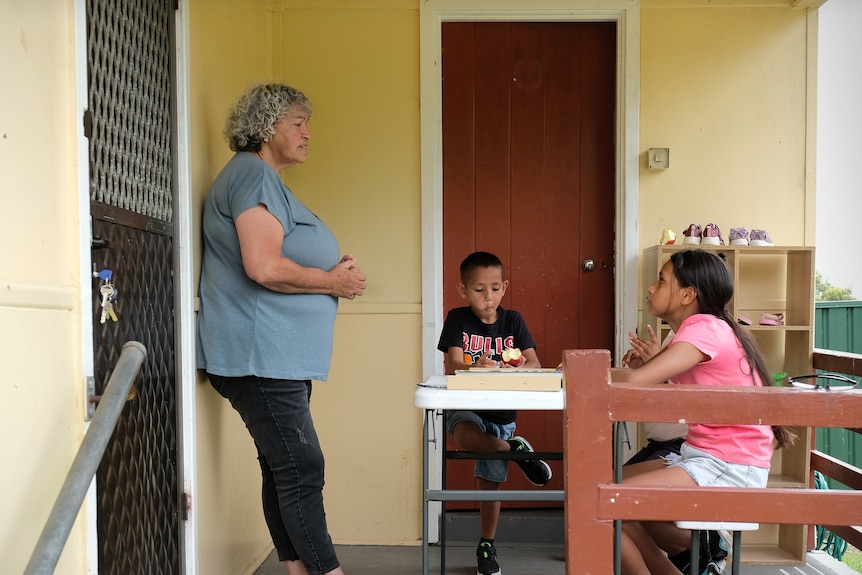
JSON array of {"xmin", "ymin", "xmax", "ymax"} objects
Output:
[
  {"xmin": 253, "ymin": 542, "xmax": 565, "ymax": 575},
  {"xmin": 253, "ymin": 544, "xmax": 857, "ymax": 575},
  {"xmin": 252, "ymin": 509, "xmax": 858, "ymax": 575}
]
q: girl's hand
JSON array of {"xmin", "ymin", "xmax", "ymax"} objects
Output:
[{"xmin": 622, "ymin": 324, "xmax": 661, "ymax": 368}]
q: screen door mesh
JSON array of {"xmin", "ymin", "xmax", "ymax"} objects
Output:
[
  {"xmin": 88, "ymin": 0, "xmax": 173, "ymax": 222},
  {"xmin": 87, "ymin": 0, "xmax": 180, "ymax": 572}
]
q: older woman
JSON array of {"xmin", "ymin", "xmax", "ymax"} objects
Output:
[{"xmin": 197, "ymin": 83, "xmax": 365, "ymax": 575}]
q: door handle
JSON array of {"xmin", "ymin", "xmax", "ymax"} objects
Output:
[
  {"xmin": 91, "ymin": 236, "xmax": 110, "ymax": 249},
  {"xmin": 583, "ymin": 259, "xmax": 595, "ymax": 271}
]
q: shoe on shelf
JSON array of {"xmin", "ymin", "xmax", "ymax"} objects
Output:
[
  {"xmin": 476, "ymin": 541, "xmax": 501, "ymax": 575},
  {"xmin": 682, "ymin": 223, "xmax": 703, "ymax": 245},
  {"xmin": 701, "ymin": 223, "xmax": 725, "ymax": 245},
  {"xmin": 729, "ymin": 227, "xmax": 749, "ymax": 246},
  {"xmin": 760, "ymin": 312, "xmax": 785, "ymax": 326},
  {"xmin": 749, "ymin": 229, "xmax": 774, "ymax": 246},
  {"xmin": 737, "ymin": 314, "xmax": 753, "ymax": 326},
  {"xmin": 507, "ymin": 436, "xmax": 552, "ymax": 486}
]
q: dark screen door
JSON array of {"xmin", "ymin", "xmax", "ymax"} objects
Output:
[{"xmin": 86, "ymin": 0, "xmax": 180, "ymax": 571}]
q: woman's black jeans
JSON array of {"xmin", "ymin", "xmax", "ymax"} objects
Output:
[{"xmin": 209, "ymin": 374, "xmax": 340, "ymax": 574}]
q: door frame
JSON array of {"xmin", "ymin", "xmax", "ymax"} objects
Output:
[
  {"xmin": 419, "ymin": 0, "xmax": 641, "ymax": 541},
  {"xmin": 73, "ymin": 0, "xmax": 198, "ymax": 572}
]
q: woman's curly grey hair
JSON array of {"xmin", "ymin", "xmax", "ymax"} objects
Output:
[{"xmin": 224, "ymin": 84, "xmax": 312, "ymax": 152}]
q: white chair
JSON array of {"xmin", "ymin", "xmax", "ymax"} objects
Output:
[{"xmin": 674, "ymin": 521, "xmax": 759, "ymax": 575}]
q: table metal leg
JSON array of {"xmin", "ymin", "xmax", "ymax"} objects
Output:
[
  {"xmin": 422, "ymin": 409, "xmax": 431, "ymax": 575},
  {"xmin": 440, "ymin": 411, "xmax": 447, "ymax": 575},
  {"xmin": 690, "ymin": 530, "xmax": 701, "ymax": 575},
  {"xmin": 613, "ymin": 422, "xmax": 625, "ymax": 575},
  {"xmin": 732, "ymin": 530, "xmax": 742, "ymax": 575}
]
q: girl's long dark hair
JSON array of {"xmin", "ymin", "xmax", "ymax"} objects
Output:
[{"xmin": 670, "ymin": 249, "xmax": 796, "ymax": 449}]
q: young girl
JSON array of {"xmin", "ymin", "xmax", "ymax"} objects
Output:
[{"xmin": 614, "ymin": 249, "xmax": 795, "ymax": 575}]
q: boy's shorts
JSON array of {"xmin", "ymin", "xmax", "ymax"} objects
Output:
[
  {"xmin": 446, "ymin": 410, "xmax": 516, "ymax": 483},
  {"xmin": 665, "ymin": 442, "xmax": 769, "ymax": 488}
]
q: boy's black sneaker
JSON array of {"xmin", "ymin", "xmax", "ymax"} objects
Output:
[
  {"xmin": 506, "ymin": 436, "xmax": 552, "ymax": 486},
  {"xmin": 476, "ymin": 541, "xmax": 501, "ymax": 575}
]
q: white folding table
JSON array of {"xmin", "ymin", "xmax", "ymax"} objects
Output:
[{"xmin": 415, "ymin": 376, "xmax": 566, "ymax": 575}]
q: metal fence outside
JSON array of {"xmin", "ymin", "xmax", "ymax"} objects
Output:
[{"xmin": 814, "ymin": 300, "xmax": 862, "ymax": 490}]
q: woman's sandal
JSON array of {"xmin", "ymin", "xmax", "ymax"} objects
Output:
[{"xmin": 759, "ymin": 312, "xmax": 785, "ymax": 326}]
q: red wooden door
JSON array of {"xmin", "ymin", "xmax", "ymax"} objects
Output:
[{"xmin": 442, "ymin": 21, "xmax": 617, "ymax": 507}]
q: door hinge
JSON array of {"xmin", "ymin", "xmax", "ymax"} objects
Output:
[
  {"xmin": 83, "ymin": 109, "xmax": 93, "ymax": 139},
  {"xmin": 85, "ymin": 376, "xmax": 96, "ymax": 421}
]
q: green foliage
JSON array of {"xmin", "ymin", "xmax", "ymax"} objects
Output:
[
  {"xmin": 843, "ymin": 548, "xmax": 862, "ymax": 573},
  {"xmin": 816, "ymin": 272, "xmax": 855, "ymax": 301}
]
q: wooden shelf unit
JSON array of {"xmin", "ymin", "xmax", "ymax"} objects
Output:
[{"xmin": 639, "ymin": 244, "xmax": 815, "ymax": 564}]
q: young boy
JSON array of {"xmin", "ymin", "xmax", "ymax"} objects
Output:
[{"xmin": 437, "ymin": 251, "xmax": 552, "ymax": 575}]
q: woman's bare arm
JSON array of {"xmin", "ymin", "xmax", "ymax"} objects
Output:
[{"xmin": 236, "ymin": 205, "xmax": 366, "ymax": 298}]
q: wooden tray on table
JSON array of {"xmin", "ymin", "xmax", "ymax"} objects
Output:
[{"xmin": 447, "ymin": 368, "xmax": 562, "ymax": 391}]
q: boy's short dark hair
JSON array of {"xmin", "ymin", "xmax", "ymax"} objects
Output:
[{"xmin": 460, "ymin": 251, "xmax": 505, "ymax": 284}]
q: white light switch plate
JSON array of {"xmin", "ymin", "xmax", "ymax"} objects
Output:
[{"xmin": 648, "ymin": 147, "xmax": 670, "ymax": 169}]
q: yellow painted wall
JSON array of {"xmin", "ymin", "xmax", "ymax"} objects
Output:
[
  {"xmin": 639, "ymin": 2, "xmax": 815, "ymax": 249},
  {"xmin": 0, "ymin": 0, "xmax": 821, "ymax": 573},
  {"xmin": 0, "ymin": 1, "xmax": 88, "ymax": 574}
]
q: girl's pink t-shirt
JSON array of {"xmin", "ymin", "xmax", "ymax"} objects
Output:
[{"xmin": 671, "ymin": 314, "xmax": 775, "ymax": 468}]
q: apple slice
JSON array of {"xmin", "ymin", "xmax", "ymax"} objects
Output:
[{"xmin": 501, "ymin": 347, "xmax": 525, "ymax": 367}]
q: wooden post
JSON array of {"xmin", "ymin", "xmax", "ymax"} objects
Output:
[
  {"xmin": 562, "ymin": 348, "xmax": 862, "ymax": 573},
  {"xmin": 563, "ymin": 349, "xmax": 612, "ymax": 575}
]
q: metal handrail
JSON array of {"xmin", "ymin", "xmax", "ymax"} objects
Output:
[{"xmin": 24, "ymin": 341, "xmax": 147, "ymax": 575}]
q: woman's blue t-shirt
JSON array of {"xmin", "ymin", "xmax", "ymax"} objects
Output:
[{"xmin": 197, "ymin": 152, "xmax": 340, "ymax": 380}]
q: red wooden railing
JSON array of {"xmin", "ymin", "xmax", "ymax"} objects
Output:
[
  {"xmin": 810, "ymin": 348, "xmax": 862, "ymax": 549},
  {"xmin": 562, "ymin": 348, "xmax": 862, "ymax": 575}
]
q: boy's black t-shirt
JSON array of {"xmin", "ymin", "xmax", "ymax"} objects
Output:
[{"xmin": 437, "ymin": 306, "xmax": 537, "ymax": 425}]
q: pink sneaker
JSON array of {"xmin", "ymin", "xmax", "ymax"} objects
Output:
[
  {"xmin": 759, "ymin": 312, "xmax": 784, "ymax": 326},
  {"xmin": 749, "ymin": 229, "xmax": 774, "ymax": 247},
  {"xmin": 701, "ymin": 223, "xmax": 724, "ymax": 245},
  {"xmin": 682, "ymin": 223, "xmax": 702, "ymax": 245}
]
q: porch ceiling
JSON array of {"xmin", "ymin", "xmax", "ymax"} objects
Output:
[{"xmin": 641, "ymin": 0, "xmax": 828, "ymax": 9}]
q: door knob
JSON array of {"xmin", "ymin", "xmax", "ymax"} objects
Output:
[{"xmin": 583, "ymin": 259, "xmax": 595, "ymax": 271}]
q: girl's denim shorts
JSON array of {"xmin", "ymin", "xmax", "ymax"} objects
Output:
[{"xmin": 665, "ymin": 442, "xmax": 769, "ymax": 488}]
